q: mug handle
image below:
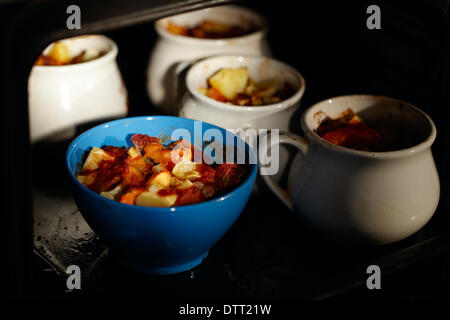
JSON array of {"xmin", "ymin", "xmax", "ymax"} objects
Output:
[{"xmin": 261, "ymin": 132, "xmax": 309, "ymax": 210}]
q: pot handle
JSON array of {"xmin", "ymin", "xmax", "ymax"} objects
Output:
[
  {"xmin": 171, "ymin": 60, "xmax": 195, "ymax": 114},
  {"xmin": 174, "ymin": 60, "xmax": 193, "ymax": 79},
  {"xmin": 260, "ymin": 132, "xmax": 309, "ymax": 210}
]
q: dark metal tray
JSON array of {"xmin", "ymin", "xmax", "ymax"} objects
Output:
[{"xmin": 32, "ymin": 136, "xmax": 450, "ymax": 298}]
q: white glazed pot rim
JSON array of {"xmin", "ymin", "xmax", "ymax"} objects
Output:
[
  {"xmin": 301, "ymin": 94, "xmax": 437, "ymax": 160},
  {"xmin": 31, "ymin": 34, "xmax": 118, "ymax": 73},
  {"xmin": 154, "ymin": 5, "xmax": 268, "ymax": 47},
  {"xmin": 186, "ymin": 54, "xmax": 306, "ymax": 113}
]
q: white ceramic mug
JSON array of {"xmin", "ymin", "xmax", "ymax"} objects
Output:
[
  {"xmin": 261, "ymin": 95, "xmax": 440, "ymax": 245},
  {"xmin": 147, "ymin": 5, "xmax": 270, "ymax": 115},
  {"xmin": 28, "ymin": 34, "xmax": 128, "ymax": 142},
  {"xmin": 179, "ymin": 55, "xmax": 305, "ymax": 131}
]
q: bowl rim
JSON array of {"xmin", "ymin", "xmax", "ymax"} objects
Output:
[
  {"xmin": 154, "ymin": 5, "xmax": 268, "ymax": 47},
  {"xmin": 301, "ymin": 94, "xmax": 437, "ymax": 159},
  {"xmin": 31, "ymin": 34, "xmax": 118, "ymax": 72},
  {"xmin": 65, "ymin": 116, "xmax": 258, "ymax": 212},
  {"xmin": 186, "ymin": 54, "xmax": 306, "ymax": 112}
]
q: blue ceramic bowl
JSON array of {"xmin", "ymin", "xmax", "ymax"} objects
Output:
[{"xmin": 66, "ymin": 116, "xmax": 257, "ymax": 274}]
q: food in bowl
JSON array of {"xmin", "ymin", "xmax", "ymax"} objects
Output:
[
  {"xmin": 316, "ymin": 108, "xmax": 383, "ymax": 151},
  {"xmin": 315, "ymin": 108, "xmax": 423, "ymax": 152},
  {"xmin": 76, "ymin": 134, "xmax": 246, "ymax": 207},
  {"xmin": 200, "ymin": 67, "xmax": 295, "ymax": 106},
  {"xmin": 34, "ymin": 41, "xmax": 106, "ymax": 66},
  {"xmin": 166, "ymin": 20, "xmax": 258, "ymax": 39}
]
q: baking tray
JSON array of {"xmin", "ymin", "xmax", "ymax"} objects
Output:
[{"xmin": 32, "ymin": 134, "xmax": 450, "ymax": 298}]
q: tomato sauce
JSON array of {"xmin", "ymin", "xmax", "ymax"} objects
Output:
[
  {"xmin": 76, "ymin": 134, "xmax": 246, "ymax": 207},
  {"xmin": 316, "ymin": 109, "xmax": 385, "ymax": 152}
]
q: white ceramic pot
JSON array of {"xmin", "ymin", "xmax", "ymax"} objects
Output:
[
  {"xmin": 28, "ymin": 34, "xmax": 128, "ymax": 142},
  {"xmin": 147, "ymin": 5, "xmax": 270, "ymax": 115},
  {"xmin": 179, "ymin": 55, "xmax": 305, "ymax": 131},
  {"xmin": 262, "ymin": 95, "xmax": 440, "ymax": 245}
]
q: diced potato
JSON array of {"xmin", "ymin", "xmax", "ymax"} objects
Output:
[
  {"xmin": 251, "ymin": 95, "xmax": 263, "ymax": 106},
  {"xmin": 83, "ymin": 48, "xmax": 101, "ymax": 61},
  {"xmin": 234, "ymin": 96, "xmax": 251, "ymax": 106},
  {"xmin": 135, "ymin": 184, "xmax": 177, "ymax": 207},
  {"xmin": 208, "ymin": 68, "xmax": 248, "ymax": 101},
  {"xmin": 152, "ymin": 163, "xmax": 165, "ymax": 173},
  {"xmin": 169, "ymin": 139, "xmax": 193, "ymax": 163},
  {"xmin": 199, "ymin": 20, "xmax": 233, "ymax": 34},
  {"xmin": 252, "ymin": 79, "xmax": 278, "ymax": 98},
  {"xmin": 177, "ymin": 179, "xmax": 193, "ymax": 190},
  {"xmin": 143, "ymin": 143, "xmax": 168, "ymax": 163},
  {"xmin": 82, "ymin": 147, "xmax": 114, "ymax": 170},
  {"xmin": 170, "ymin": 176, "xmax": 183, "ymax": 187},
  {"xmin": 77, "ymin": 173, "xmax": 96, "ymax": 186},
  {"xmin": 128, "ymin": 147, "xmax": 140, "ymax": 158},
  {"xmin": 169, "ymin": 176, "xmax": 194, "ymax": 189},
  {"xmin": 100, "ymin": 185, "xmax": 123, "ymax": 200},
  {"xmin": 121, "ymin": 165, "xmax": 145, "ymax": 187},
  {"xmin": 206, "ymin": 87, "xmax": 228, "ymax": 103},
  {"xmin": 348, "ymin": 114, "xmax": 363, "ymax": 125},
  {"xmin": 262, "ymin": 96, "xmax": 281, "ymax": 105},
  {"xmin": 172, "ymin": 161, "xmax": 202, "ymax": 180},
  {"xmin": 166, "ymin": 21, "xmax": 188, "ymax": 36},
  {"xmin": 341, "ymin": 109, "xmax": 363, "ymax": 125},
  {"xmin": 120, "ymin": 187, "xmax": 143, "ymax": 205},
  {"xmin": 48, "ymin": 42, "xmax": 71, "ymax": 64},
  {"xmin": 244, "ymin": 78, "xmax": 257, "ymax": 96},
  {"xmin": 149, "ymin": 171, "xmax": 171, "ymax": 188}
]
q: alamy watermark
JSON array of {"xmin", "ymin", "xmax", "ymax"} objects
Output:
[
  {"xmin": 66, "ymin": 265, "xmax": 81, "ymax": 290},
  {"xmin": 366, "ymin": 5, "xmax": 381, "ymax": 30},
  {"xmin": 66, "ymin": 5, "xmax": 81, "ymax": 30},
  {"xmin": 366, "ymin": 264, "xmax": 381, "ymax": 290}
]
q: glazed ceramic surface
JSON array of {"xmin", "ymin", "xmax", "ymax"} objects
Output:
[
  {"xmin": 179, "ymin": 55, "xmax": 305, "ymax": 131},
  {"xmin": 262, "ymin": 95, "xmax": 440, "ymax": 245},
  {"xmin": 28, "ymin": 35, "xmax": 128, "ymax": 142},
  {"xmin": 147, "ymin": 5, "xmax": 270, "ymax": 114},
  {"xmin": 66, "ymin": 116, "xmax": 257, "ymax": 274}
]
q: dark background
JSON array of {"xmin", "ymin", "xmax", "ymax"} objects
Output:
[{"xmin": 0, "ymin": 0, "xmax": 448, "ymax": 300}]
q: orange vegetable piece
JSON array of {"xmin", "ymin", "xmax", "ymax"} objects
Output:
[
  {"xmin": 206, "ymin": 87, "xmax": 228, "ymax": 103},
  {"xmin": 120, "ymin": 188, "xmax": 143, "ymax": 205}
]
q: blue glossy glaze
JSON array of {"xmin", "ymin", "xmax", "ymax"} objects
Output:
[{"xmin": 66, "ymin": 116, "xmax": 257, "ymax": 274}]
